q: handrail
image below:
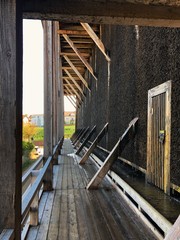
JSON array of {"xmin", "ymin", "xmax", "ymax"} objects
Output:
[{"xmin": 21, "ymin": 155, "xmax": 52, "ymax": 220}]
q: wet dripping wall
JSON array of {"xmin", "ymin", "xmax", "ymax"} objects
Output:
[{"xmin": 76, "ymin": 25, "xmax": 180, "ymax": 186}]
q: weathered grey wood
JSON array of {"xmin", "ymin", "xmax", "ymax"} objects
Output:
[
  {"xmin": 23, "ymin": 0, "xmax": 180, "ymax": 27},
  {"xmin": 164, "ymin": 215, "xmax": 180, "ymax": 240},
  {"xmin": 76, "ymin": 125, "xmax": 96, "ymax": 155},
  {"xmin": 87, "ymin": 118, "xmax": 138, "ymax": 189},
  {"xmin": 0, "ymin": 1, "xmax": 22, "ymax": 239},
  {"xmin": 43, "ymin": 21, "xmax": 53, "ymax": 191},
  {"xmin": 74, "ymin": 127, "xmax": 90, "ymax": 148},
  {"xmin": 79, "ymin": 123, "xmax": 108, "ymax": 164},
  {"xmin": 73, "ymin": 128, "xmax": 85, "ymax": 144}
]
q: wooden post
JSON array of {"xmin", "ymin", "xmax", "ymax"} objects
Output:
[
  {"xmin": 74, "ymin": 126, "xmax": 90, "ymax": 148},
  {"xmin": 0, "ymin": 1, "xmax": 22, "ymax": 239},
  {"xmin": 76, "ymin": 125, "xmax": 96, "ymax": 155},
  {"xmin": 30, "ymin": 170, "xmax": 40, "ymax": 226},
  {"xmin": 43, "ymin": 21, "xmax": 53, "ymax": 191},
  {"xmin": 79, "ymin": 123, "xmax": 108, "ymax": 164},
  {"xmin": 87, "ymin": 118, "xmax": 138, "ymax": 189}
]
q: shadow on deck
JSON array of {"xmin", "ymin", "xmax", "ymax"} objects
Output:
[{"xmin": 26, "ymin": 139, "xmax": 157, "ymax": 240}]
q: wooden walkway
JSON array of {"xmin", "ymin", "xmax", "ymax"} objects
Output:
[{"xmin": 27, "ymin": 139, "xmax": 157, "ymax": 240}]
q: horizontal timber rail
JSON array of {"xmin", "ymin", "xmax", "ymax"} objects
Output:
[
  {"xmin": 0, "ymin": 137, "xmax": 64, "ymax": 240},
  {"xmin": 82, "ymin": 147, "xmax": 173, "ymax": 239}
]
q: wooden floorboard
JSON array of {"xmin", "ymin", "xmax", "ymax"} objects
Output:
[{"xmin": 27, "ymin": 139, "xmax": 157, "ymax": 240}]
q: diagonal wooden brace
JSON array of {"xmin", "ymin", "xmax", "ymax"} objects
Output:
[
  {"xmin": 76, "ymin": 125, "xmax": 96, "ymax": 155},
  {"xmin": 73, "ymin": 127, "xmax": 86, "ymax": 145},
  {"xmin": 74, "ymin": 126, "xmax": 90, "ymax": 148},
  {"xmin": 79, "ymin": 123, "xmax": 108, "ymax": 164},
  {"xmin": 87, "ymin": 117, "xmax": 138, "ymax": 189}
]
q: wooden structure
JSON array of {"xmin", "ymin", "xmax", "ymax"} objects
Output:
[
  {"xmin": 87, "ymin": 118, "xmax": 138, "ymax": 189},
  {"xmin": 1, "ymin": 1, "xmax": 180, "ymax": 239}
]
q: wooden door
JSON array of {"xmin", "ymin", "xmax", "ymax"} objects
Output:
[{"xmin": 147, "ymin": 81, "xmax": 171, "ymax": 194}]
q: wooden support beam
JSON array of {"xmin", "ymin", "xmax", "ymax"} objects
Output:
[
  {"xmin": 65, "ymin": 95, "xmax": 77, "ymax": 109},
  {"xmin": 43, "ymin": 21, "xmax": 53, "ymax": 191},
  {"xmin": 164, "ymin": 215, "xmax": 180, "ymax": 240},
  {"xmin": 64, "ymin": 78, "xmax": 82, "ymax": 102},
  {"xmin": 60, "ymin": 52, "xmax": 90, "ymax": 57},
  {"xmin": 79, "ymin": 123, "xmax": 108, "ymax": 164},
  {"xmin": 87, "ymin": 118, "xmax": 138, "ymax": 189},
  {"xmin": 65, "ymin": 85, "xmax": 81, "ymax": 106},
  {"xmin": 81, "ymin": 23, "xmax": 111, "ymax": 62},
  {"xmin": 76, "ymin": 125, "xmax": 96, "ymax": 155},
  {"xmin": 73, "ymin": 127, "xmax": 86, "ymax": 144},
  {"xmin": 62, "ymin": 66, "xmax": 84, "ymax": 71},
  {"xmin": 74, "ymin": 126, "xmax": 90, "ymax": 148},
  {"xmin": 57, "ymin": 29, "xmax": 88, "ymax": 35},
  {"xmin": 63, "ymin": 55, "xmax": 91, "ymax": 92},
  {"xmin": 64, "ymin": 69, "xmax": 85, "ymax": 97},
  {"xmin": 23, "ymin": 1, "xmax": 180, "ymax": 28},
  {"xmin": 62, "ymin": 34, "xmax": 97, "ymax": 81},
  {"xmin": 0, "ymin": 1, "xmax": 22, "ymax": 238}
]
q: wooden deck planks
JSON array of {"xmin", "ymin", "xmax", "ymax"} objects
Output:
[{"xmin": 26, "ymin": 139, "xmax": 157, "ymax": 240}]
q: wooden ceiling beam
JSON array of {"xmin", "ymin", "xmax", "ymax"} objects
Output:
[
  {"xmin": 63, "ymin": 55, "xmax": 91, "ymax": 92},
  {"xmin": 58, "ymin": 29, "xmax": 88, "ymax": 35},
  {"xmin": 64, "ymin": 69, "xmax": 85, "ymax": 97},
  {"xmin": 81, "ymin": 23, "xmax": 111, "ymax": 62},
  {"xmin": 60, "ymin": 52, "xmax": 90, "ymax": 57},
  {"xmin": 64, "ymin": 78, "xmax": 82, "ymax": 102},
  {"xmin": 23, "ymin": 1, "xmax": 180, "ymax": 28},
  {"xmin": 62, "ymin": 34, "xmax": 97, "ymax": 81}
]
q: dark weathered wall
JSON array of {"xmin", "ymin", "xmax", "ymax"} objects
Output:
[{"xmin": 77, "ymin": 25, "xmax": 180, "ymax": 186}]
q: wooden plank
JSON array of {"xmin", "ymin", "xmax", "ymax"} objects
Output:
[
  {"xmin": 64, "ymin": 78, "xmax": 82, "ymax": 102},
  {"xmin": 60, "ymin": 52, "xmax": 90, "ymax": 57},
  {"xmin": 81, "ymin": 23, "xmax": 111, "ymax": 62},
  {"xmin": 62, "ymin": 34, "xmax": 97, "ymax": 81},
  {"xmin": 76, "ymin": 125, "xmax": 96, "ymax": 155},
  {"xmin": 74, "ymin": 127, "xmax": 89, "ymax": 148},
  {"xmin": 0, "ymin": 1, "xmax": 22, "ymax": 238},
  {"xmin": 164, "ymin": 215, "xmax": 180, "ymax": 240},
  {"xmin": 79, "ymin": 123, "xmax": 108, "ymax": 164},
  {"xmin": 63, "ymin": 55, "xmax": 91, "ymax": 92},
  {"xmin": 65, "ymin": 94, "xmax": 77, "ymax": 109},
  {"xmin": 64, "ymin": 70, "xmax": 85, "ymax": 97},
  {"xmin": 58, "ymin": 29, "xmax": 88, "ymax": 35},
  {"xmin": 73, "ymin": 128, "xmax": 86, "ymax": 145},
  {"xmin": 64, "ymin": 87, "xmax": 79, "ymax": 106},
  {"xmin": 87, "ymin": 118, "xmax": 138, "ymax": 189}
]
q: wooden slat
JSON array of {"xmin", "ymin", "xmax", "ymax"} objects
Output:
[
  {"xmin": 76, "ymin": 125, "xmax": 96, "ymax": 155},
  {"xmin": 87, "ymin": 118, "xmax": 138, "ymax": 189},
  {"xmin": 64, "ymin": 70, "xmax": 85, "ymax": 97},
  {"xmin": 62, "ymin": 34, "xmax": 97, "ymax": 81},
  {"xmin": 63, "ymin": 55, "xmax": 91, "ymax": 92},
  {"xmin": 64, "ymin": 78, "xmax": 82, "ymax": 102},
  {"xmin": 79, "ymin": 123, "xmax": 108, "ymax": 164},
  {"xmin": 58, "ymin": 29, "xmax": 88, "ymax": 35},
  {"xmin": 74, "ymin": 127, "xmax": 90, "ymax": 148},
  {"xmin": 81, "ymin": 23, "xmax": 111, "ymax": 62}
]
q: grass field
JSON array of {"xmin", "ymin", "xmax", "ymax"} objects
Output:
[
  {"xmin": 64, "ymin": 125, "xmax": 75, "ymax": 139},
  {"xmin": 33, "ymin": 127, "xmax": 44, "ymax": 141}
]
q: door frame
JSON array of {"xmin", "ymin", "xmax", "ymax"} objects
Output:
[{"xmin": 147, "ymin": 80, "xmax": 172, "ymax": 194}]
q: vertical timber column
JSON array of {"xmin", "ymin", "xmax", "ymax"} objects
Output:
[
  {"xmin": 0, "ymin": 1, "xmax": 22, "ymax": 239},
  {"xmin": 58, "ymin": 43, "xmax": 64, "ymax": 140},
  {"xmin": 43, "ymin": 21, "xmax": 53, "ymax": 191}
]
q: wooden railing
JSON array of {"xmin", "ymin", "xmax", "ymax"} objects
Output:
[{"xmin": 0, "ymin": 137, "xmax": 64, "ymax": 240}]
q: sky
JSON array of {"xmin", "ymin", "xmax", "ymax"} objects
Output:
[{"xmin": 23, "ymin": 19, "xmax": 75, "ymax": 115}]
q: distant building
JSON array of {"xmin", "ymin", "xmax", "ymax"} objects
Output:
[
  {"xmin": 64, "ymin": 111, "xmax": 76, "ymax": 125},
  {"xmin": 30, "ymin": 114, "xmax": 44, "ymax": 127},
  {"xmin": 23, "ymin": 114, "xmax": 44, "ymax": 127}
]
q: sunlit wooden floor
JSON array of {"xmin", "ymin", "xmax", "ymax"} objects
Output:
[{"xmin": 26, "ymin": 139, "xmax": 157, "ymax": 240}]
